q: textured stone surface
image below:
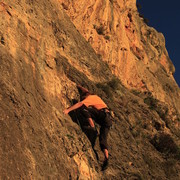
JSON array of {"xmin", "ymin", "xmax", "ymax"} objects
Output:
[
  {"xmin": 59, "ymin": 0, "xmax": 180, "ymax": 113},
  {"xmin": 0, "ymin": 0, "xmax": 180, "ymax": 179}
]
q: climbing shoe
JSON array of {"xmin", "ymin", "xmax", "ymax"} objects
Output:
[{"xmin": 101, "ymin": 158, "xmax": 109, "ymax": 171}]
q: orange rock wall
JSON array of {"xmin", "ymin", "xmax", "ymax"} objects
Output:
[{"xmin": 59, "ymin": 0, "xmax": 180, "ymax": 112}]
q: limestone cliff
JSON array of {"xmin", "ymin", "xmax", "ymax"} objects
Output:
[
  {"xmin": 0, "ymin": 0, "xmax": 180, "ymax": 179},
  {"xmin": 60, "ymin": 0, "xmax": 180, "ymax": 114}
]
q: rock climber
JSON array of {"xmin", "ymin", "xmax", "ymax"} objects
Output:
[{"xmin": 64, "ymin": 85, "xmax": 112, "ymax": 170}]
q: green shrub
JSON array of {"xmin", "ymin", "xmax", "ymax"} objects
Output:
[
  {"xmin": 155, "ymin": 106, "xmax": 168, "ymax": 121},
  {"xmin": 107, "ymin": 77, "xmax": 120, "ymax": 89},
  {"xmin": 144, "ymin": 96, "xmax": 158, "ymax": 110},
  {"xmin": 150, "ymin": 133, "xmax": 178, "ymax": 155},
  {"xmin": 96, "ymin": 78, "xmax": 120, "ymax": 97},
  {"xmin": 131, "ymin": 89, "xmax": 141, "ymax": 96},
  {"xmin": 96, "ymin": 83, "xmax": 112, "ymax": 98}
]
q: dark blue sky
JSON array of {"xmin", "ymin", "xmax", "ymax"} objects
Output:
[{"xmin": 137, "ymin": 0, "xmax": 180, "ymax": 87}]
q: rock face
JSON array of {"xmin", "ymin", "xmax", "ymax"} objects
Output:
[
  {"xmin": 60, "ymin": 0, "xmax": 180, "ymax": 113},
  {"xmin": 0, "ymin": 0, "xmax": 180, "ymax": 179}
]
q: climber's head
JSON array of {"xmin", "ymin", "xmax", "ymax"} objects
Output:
[
  {"xmin": 80, "ymin": 92, "xmax": 90, "ymax": 101},
  {"xmin": 77, "ymin": 85, "xmax": 91, "ymax": 100}
]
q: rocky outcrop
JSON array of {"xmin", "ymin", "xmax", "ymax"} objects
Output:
[
  {"xmin": 0, "ymin": 0, "xmax": 180, "ymax": 179},
  {"xmin": 60, "ymin": 0, "xmax": 180, "ymax": 114}
]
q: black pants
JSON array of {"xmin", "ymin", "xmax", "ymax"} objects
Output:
[{"xmin": 81, "ymin": 106, "xmax": 112, "ymax": 151}]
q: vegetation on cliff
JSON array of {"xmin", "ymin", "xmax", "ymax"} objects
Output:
[{"xmin": 0, "ymin": 0, "xmax": 180, "ymax": 179}]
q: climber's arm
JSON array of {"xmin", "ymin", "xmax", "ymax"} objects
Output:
[
  {"xmin": 63, "ymin": 102, "xmax": 83, "ymax": 115},
  {"xmin": 77, "ymin": 85, "xmax": 89, "ymax": 93}
]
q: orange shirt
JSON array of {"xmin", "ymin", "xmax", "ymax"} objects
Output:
[{"xmin": 81, "ymin": 95, "xmax": 107, "ymax": 110}]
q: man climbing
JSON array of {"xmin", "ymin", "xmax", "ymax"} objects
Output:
[{"xmin": 64, "ymin": 85, "xmax": 112, "ymax": 170}]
